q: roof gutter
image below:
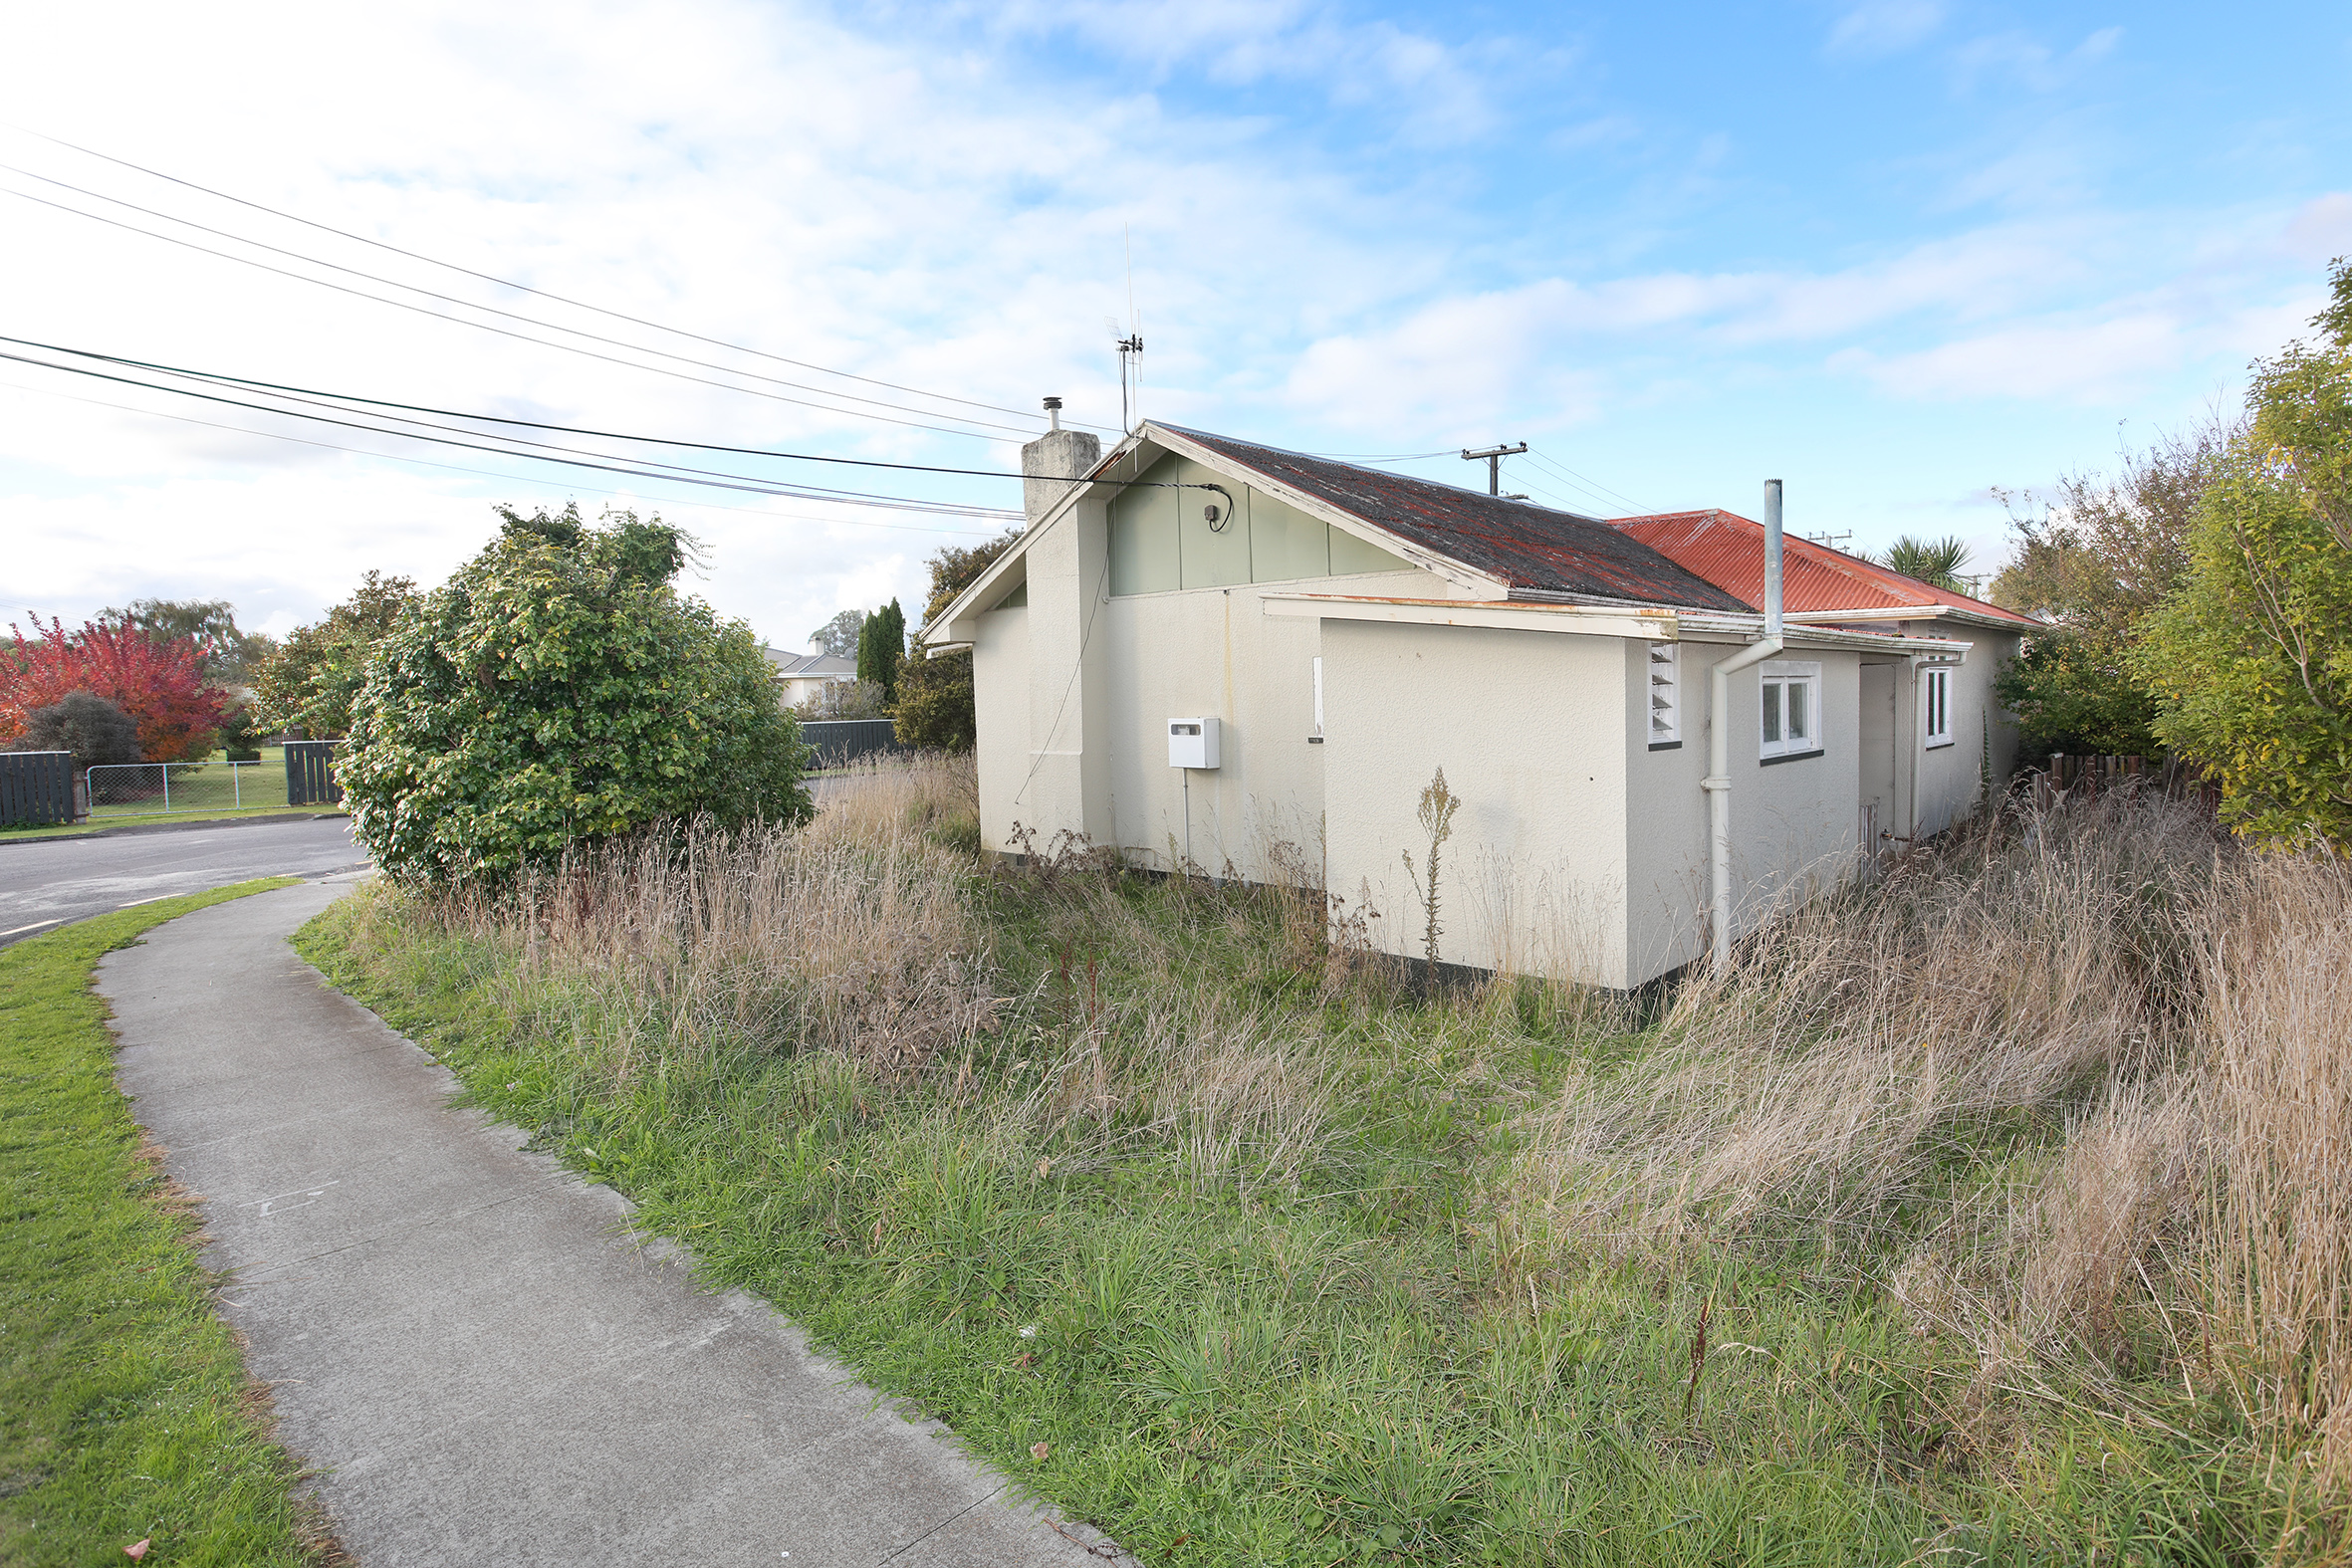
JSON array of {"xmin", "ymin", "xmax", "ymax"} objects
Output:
[{"xmin": 1704, "ymin": 480, "xmax": 1784, "ymax": 970}]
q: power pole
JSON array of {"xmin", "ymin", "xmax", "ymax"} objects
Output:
[{"xmin": 1461, "ymin": 442, "xmax": 1527, "ymax": 496}]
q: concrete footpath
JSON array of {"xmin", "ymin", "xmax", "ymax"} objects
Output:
[{"xmin": 97, "ymin": 881, "xmax": 1121, "ymax": 1567}]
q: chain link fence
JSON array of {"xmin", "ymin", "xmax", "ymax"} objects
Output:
[{"xmin": 86, "ymin": 761, "xmax": 294, "ymax": 816}]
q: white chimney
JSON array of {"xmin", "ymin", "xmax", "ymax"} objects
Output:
[{"xmin": 1022, "ymin": 397, "xmax": 1101, "ymax": 525}]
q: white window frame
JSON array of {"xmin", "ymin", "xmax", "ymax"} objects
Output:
[
  {"xmin": 1759, "ymin": 659, "xmax": 1823, "ymax": 763},
  {"xmin": 1923, "ymin": 664, "xmax": 1954, "ymax": 749},
  {"xmin": 1646, "ymin": 640, "xmax": 1681, "ymax": 749}
]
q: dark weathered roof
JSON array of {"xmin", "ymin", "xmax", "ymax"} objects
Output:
[
  {"xmin": 1159, "ymin": 425, "xmax": 1755, "ymax": 612},
  {"xmin": 1611, "ymin": 511, "xmax": 2040, "ymax": 629}
]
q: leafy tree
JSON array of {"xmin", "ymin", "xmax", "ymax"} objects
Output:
[
  {"xmin": 2137, "ymin": 260, "xmax": 2352, "ymax": 839},
  {"xmin": 98, "ymin": 598, "xmax": 275, "ymax": 686},
  {"xmin": 809, "ymin": 608, "xmax": 865, "ymax": 657},
  {"xmin": 1873, "ymin": 536, "xmax": 1973, "ymax": 593},
  {"xmin": 856, "ymin": 598, "xmax": 906, "ymax": 702},
  {"xmin": 6, "ymin": 691, "xmax": 142, "ymax": 770},
  {"xmin": 251, "ymin": 570, "xmax": 420, "ymax": 738},
  {"xmin": 0, "ymin": 615, "xmax": 224, "ymax": 762},
  {"xmin": 894, "ymin": 529, "xmax": 1021, "ymax": 751},
  {"xmin": 341, "ymin": 505, "xmax": 812, "ymax": 884},
  {"xmin": 1990, "ymin": 420, "xmax": 2231, "ymax": 757}
]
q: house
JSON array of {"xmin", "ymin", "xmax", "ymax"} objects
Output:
[
  {"xmin": 762, "ymin": 648, "xmax": 860, "ymax": 712},
  {"xmin": 922, "ymin": 420, "xmax": 2029, "ymax": 990}
]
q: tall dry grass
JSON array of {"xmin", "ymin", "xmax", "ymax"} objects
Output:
[
  {"xmin": 1512, "ymin": 788, "xmax": 2352, "ymax": 1497},
  {"xmin": 397, "ymin": 753, "xmax": 1355, "ymax": 1201},
  {"xmin": 1520, "ymin": 793, "xmax": 2221, "ymax": 1241},
  {"xmin": 2200, "ymin": 849, "xmax": 2352, "ymax": 1493},
  {"xmin": 450, "ymin": 754, "xmax": 997, "ymax": 1078}
]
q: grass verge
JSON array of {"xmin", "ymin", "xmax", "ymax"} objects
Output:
[
  {"xmin": 294, "ymin": 765, "xmax": 2341, "ymax": 1565},
  {"xmin": 0, "ymin": 878, "xmax": 338, "ymax": 1566}
]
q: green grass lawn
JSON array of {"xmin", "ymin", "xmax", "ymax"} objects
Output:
[
  {"xmin": 297, "ymin": 847, "xmax": 2294, "ymax": 1567},
  {"xmin": 0, "ymin": 880, "xmax": 337, "ymax": 1566}
]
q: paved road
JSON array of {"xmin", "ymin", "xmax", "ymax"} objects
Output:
[
  {"xmin": 98, "ymin": 882, "xmax": 1118, "ymax": 1567},
  {"xmin": 0, "ymin": 815, "xmax": 367, "ymax": 946}
]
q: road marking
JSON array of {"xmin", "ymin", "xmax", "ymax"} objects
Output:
[
  {"xmin": 1, "ymin": 919, "xmax": 64, "ymax": 937},
  {"xmin": 117, "ymin": 896, "xmax": 168, "ymax": 908}
]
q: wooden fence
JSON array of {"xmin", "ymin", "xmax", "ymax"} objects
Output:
[
  {"xmin": 285, "ymin": 740, "xmax": 344, "ymax": 805},
  {"xmin": 2023, "ymin": 753, "xmax": 2221, "ymax": 813},
  {"xmin": 799, "ymin": 719, "xmax": 906, "ymax": 770},
  {"xmin": 0, "ymin": 751, "xmax": 77, "ymax": 827}
]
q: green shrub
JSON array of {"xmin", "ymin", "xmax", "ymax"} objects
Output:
[
  {"xmin": 2138, "ymin": 260, "xmax": 2352, "ymax": 840},
  {"xmin": 341, "ymin": 505, "xmax": 812, "ymax": 883}
]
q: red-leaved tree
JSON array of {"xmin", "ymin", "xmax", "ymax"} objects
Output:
[{"xmin": 2, "ymin": 615, "xmax": 227, "ymax": 763}]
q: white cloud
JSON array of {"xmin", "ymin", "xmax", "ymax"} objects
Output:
[
  {"xmin": 1953, "ymin": 26, "xmax": 2123, "ymax": 94},
  {"xmin": 1826, "ymin": 0, "xmax": 1945, "ymax": 59}
]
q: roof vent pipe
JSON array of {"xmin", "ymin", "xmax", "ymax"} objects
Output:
[
  {"xmin": 1701, "ymin": 478, "xmax": 1788, "ymax": 969},
  {"xmin": 1044, "ymin": 395, "xmax": 1062, "ymax": 432}
]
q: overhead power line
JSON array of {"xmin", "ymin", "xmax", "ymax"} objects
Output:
[
  {"xmin": 1525, "ymin": 449, "xmax": 1651, "ymax": 516},
  {"xmin": 0, "ymin": 345, "xmax": 1022, "ymax": 520},
  {"xmin": 0, "ymin": 337, "xmax": 1211, "ymax": 502},
  {"xmin": 2, "ymin": 121, "xmax": 1122, "ymax": 435},
  {"xmin": 0, "ymin": 183, "xmax": 1037, "ymax": 445},
  {"xmin": 0, "ymin": 376, "xmax": 1003, "ymax": 538}
]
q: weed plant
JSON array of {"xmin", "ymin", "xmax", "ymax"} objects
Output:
[{"xmin": 298, "ymin": 758, "xmax": 2347, "ymax": 1565}]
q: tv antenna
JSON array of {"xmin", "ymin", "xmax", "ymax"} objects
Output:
[
  {"xmin": 1462, "ymin": 442, "xmax": 1528, "ymax": 497},
  {"xmin": 1111, "ymin": 318, "xmax": 1144, "ymax": 433}
]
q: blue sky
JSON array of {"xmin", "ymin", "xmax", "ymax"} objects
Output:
[{"xmin": 1, "ymin": 0, "xmax": 2346, "ymax": 642}]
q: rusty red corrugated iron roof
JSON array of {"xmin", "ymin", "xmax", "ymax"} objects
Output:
[
  {"xmin": 1158, "ymin": 425, "xmax": 1755, "ymax": 613},
  {"xmin": 1608, "ymin": 510, "xmax": 2040, "ymax": 629}
]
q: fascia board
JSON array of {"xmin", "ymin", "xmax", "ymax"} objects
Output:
[
  {"xmin": 929, "ymin": 539, "xmax": 1030, "ymax": 646},
  {"xmin": 1784, "ymin": 604, "xmax": 2035, "ymax": 633},
  {"xmin": 1146, "ymin": 424, "xmax": 1509, "ymax": 599},
  {"xmin": 1262, "ymin": 592, "xmax": 1676, "ymax": 641},
  {"xmin": 1674, "ymin": 612, "xmax": 1973, "ymax": 657},
  {"xmin": 921, "ymin": 430, "xmax": 1163, "ymax": 644}
]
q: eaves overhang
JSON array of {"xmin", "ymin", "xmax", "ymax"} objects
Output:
[
  {"xmin": 1782, "ymin": 604, "xmax": 2038, "ymax": 634},
  {"xmin": 1264, "ymin": 592, "xmax": 1975, "ymax": 658}
]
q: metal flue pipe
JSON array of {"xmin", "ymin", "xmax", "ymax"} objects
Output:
[{"xmin": 1703, "ymin": 479, "xmax": 1785, "ymax": 968}]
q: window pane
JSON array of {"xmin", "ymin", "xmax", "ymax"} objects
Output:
[
  {"xmin": 1763, "ymin": 682, "xmax": 1781, "ymax": 744},
  {"xmin": 1789, "ymin": 681, "xmax": 1809, "ymax": 741}
]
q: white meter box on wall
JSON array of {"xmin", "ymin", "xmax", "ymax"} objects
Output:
[{"xmin": 1167, "ymin": 717, "xmax": 1221, "ymax": 770}]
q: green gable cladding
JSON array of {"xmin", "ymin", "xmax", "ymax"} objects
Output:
[{"xmin": 1108, "ymin": 453, "xmax": 1410, "ymax": 595}]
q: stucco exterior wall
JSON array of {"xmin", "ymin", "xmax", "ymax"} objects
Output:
[
  {"xmin": 972, "ymin": 603, "xmax": 1031, "ymax": 855},
  {"xmin": 1098, "ymin": 566, "xmax": 1447, "ymax": 878},
  {"xmin": 1320, "ymin": 620, "xmax": 1634, "ymax": 987},
  {"xmin": 1914, "ymin": 630, "xmax": 2022, "ymax": 839},
  {"xmin": 1621, "ymin": 639, "xmax": 1868, "ymax": 983}
]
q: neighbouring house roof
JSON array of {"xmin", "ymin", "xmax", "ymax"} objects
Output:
[
  {"xmin": 1608, "ymin": 511, "xmax": 2041, "ymax": 631},
  {"xmin": 1161, "ymin": 426, "xmax": 1756, "ymax": 613},
  {"xmin": 762, "ymin": 648, "xmax": 859, "ymax": 679}
]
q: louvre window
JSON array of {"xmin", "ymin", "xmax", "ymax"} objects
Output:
[{"xmin": 1647, "ymin": 642, "xmax": 1680, "ymax": 748}]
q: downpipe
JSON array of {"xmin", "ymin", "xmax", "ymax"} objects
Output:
[{"xmin": 1703, "ymin": 479, "xmax": 1785, "ymax": 969}]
